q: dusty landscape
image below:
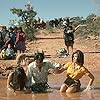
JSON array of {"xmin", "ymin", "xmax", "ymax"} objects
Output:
[
  {"xmin": 0, "ymin": 29, "xmax": 100, "ymax": 100},
  {"xmin": 0, "ymin": 29, "xmax": 100, "ymax": 77}
]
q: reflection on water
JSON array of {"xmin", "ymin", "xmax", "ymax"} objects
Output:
[{"xmin": 0, "ymin": 71, "xmax": 100, "ymax": 100}]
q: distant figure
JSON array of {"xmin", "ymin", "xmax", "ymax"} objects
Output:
[
  {"xmin": 1, "ymin": 26, "xmax": 7, "ymax": 40},
  {"xmin": 63, "ymin": 26, "xmax": 74, "ymax": 54},
  {"xmin": 2, "ymin": 33, "xmax": 14, "ymax": 51},
  {"xmin": 8, "ymin": 27, "xmax": 16, "ymax": 46},
  {"xmin": 63, "ymin": 24, "xmax": 83, "ymax": 54},
  {"xmin": 15, "ymin": 27, "xmax": 26, "ymax": 54},
  {"xmin": 5, "ymin": 44, "xmax": 15, "ymax": 60},
  {"xmin": 53, "ymin": 50, "xmax": 94, "ymax": 93},
  {"xmin": 0, "ymin": 32, "xmax": 4, "ymax": 49}
]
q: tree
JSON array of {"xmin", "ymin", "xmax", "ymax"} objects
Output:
[{"xmin": 10, "ymin": 2, "xmax": 37, "ymax": 40}]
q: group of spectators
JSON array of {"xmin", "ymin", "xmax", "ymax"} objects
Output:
[{"xmin": 0, "ymin": 26, "xmax": 26, "ymax": 60}]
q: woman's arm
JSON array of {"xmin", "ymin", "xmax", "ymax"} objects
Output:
[{"xmin": 85, "ymin": 72, "xmax": 95, "ymax": 91}]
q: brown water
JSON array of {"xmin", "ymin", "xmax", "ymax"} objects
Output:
[{"xmin": 0, "ymin": 71, "xmax": 100, "ymax": 100}]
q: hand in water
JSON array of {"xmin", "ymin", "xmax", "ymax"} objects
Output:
[{"xmin": 83, "ymin": 86, "xmax": 93, "ymax": 92}]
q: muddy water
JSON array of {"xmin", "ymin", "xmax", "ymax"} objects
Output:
[{"xmin": 0, "ymin": 71, "xmax": 100, "ymax": 100}]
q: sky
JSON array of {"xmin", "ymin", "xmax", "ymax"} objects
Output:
[{"xmin": 0, "ymin": 0, "xmax": 96, "ymax": 27}]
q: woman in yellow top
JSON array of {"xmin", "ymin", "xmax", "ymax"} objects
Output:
[{"xmin": 54, "ymin": 50, "xmax": 94, "ymax": 93}]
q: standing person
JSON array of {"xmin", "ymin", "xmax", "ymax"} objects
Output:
[
  {"xmin": 13, "ymin": 26, "xmax": 18, "ymax": 53},
  {"xmin": 15, "ymin": 27, "xmax": 26, "ymax": 54},
  {"xmin": 0, "ymin": 32, "xmax": 4, "ymax": 50},
  {"xmin": 1, "ymin": 26, "xmax": 7, "ymax": 40},
  {"xmin": 63, "ymin": 25, "xmax": 82, "ymax": 55},
  {"xmin": 8, "ymin": 27, "xmax": 16, "ymax": 52},
  {"xmin": 8, "ymin": 27, "xmax": 16, "ymax": 46},
  {"xmin": 53, "ymin": 50, "xmax": 94, "ymax": 93},
  {"xmin": 1, "ymin": 33, "xmax": 14, "ymax": 51},
  {"xmin": 26, "ymin": 52, "xmax": 61, "ymax": 93},
  {"xmin": 13, "ymin": 26, "xmax": 18, "ymax": 34}
]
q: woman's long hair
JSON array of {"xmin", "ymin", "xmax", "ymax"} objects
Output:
[{"xmin": 72, "ymin": 50, "xmax": 84, "ymax": 66}]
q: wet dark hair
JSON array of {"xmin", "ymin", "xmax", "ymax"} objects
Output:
[
  {"xmin": 34, "ymin": 53, "xmax": 45, "ymax": 62},
  {"xmin": 72, "ymin": 50, "xmax": 84, "ymax": 66}
]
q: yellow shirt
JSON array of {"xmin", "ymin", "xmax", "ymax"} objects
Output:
[{"xmin": 64, "ymin": 62, "xmax": 90, "ymax": 80}]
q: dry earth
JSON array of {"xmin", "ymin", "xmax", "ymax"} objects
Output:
[{"xmin": 0, "ymin": 29, "xmax": 100, "ymax": 78}]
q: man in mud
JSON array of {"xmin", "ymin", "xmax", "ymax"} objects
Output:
[{"xmin": 26, "ymin": 52, "xmax": 61, "ymax": 93}]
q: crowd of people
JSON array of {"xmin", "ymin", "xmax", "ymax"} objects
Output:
[{"xmin": 0, "ymin": 26, "xmax": 26, "ymax": 60}]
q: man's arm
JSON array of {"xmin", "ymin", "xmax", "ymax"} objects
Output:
[
  {"xmin": 74, "ymin": 24, "xmax": 87, "ymax": 32},
  {"xmin": 49, "ymin": 66, "xmax": 66, "ymax": 74}
]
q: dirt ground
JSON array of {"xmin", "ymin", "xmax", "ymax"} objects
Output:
[{"xmin": 0, "ymin": 29, "xmax": 100, "ymax": 77}]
